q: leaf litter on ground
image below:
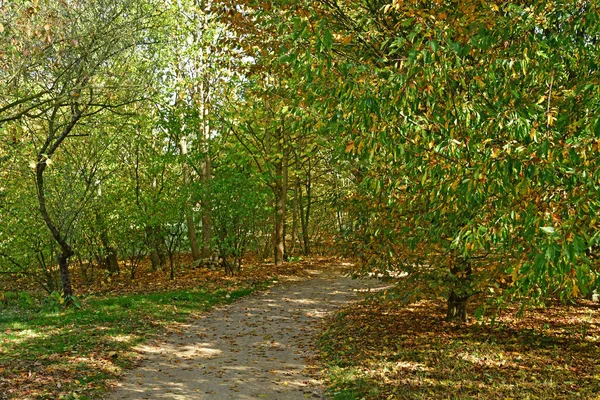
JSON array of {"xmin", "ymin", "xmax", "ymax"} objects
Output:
[
  {"xmin": 0, "ymin": 255, "xmax": 332, "ymax": 400},
  {"xmin": 318, "ymin": 295, "xmax": 600, "ymax": 399}
]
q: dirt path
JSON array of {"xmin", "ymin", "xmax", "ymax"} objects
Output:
[{"xmin": 107, "ymin": 266, "xmax": 384, "ymax": 400}]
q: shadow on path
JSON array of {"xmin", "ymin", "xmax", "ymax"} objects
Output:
[{"xmin": 108, "ymin": 267, "xmax": 386, "ymax": 400}]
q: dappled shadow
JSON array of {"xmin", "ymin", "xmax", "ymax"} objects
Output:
[
  {"xmin": 0, "ymin": 285, "xmax": 264, "ymax": 399},
  {"xmin": 320, "ymin": 297, "xmax": 600, "ymax": 399},
  {"xmin": 108, "ymin": 268, "xmax": 388, "ymax": 399}
]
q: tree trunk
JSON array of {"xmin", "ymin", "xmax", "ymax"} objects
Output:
[
  {"xmin": 446, "ymin": 291, "xmax": 469, "ymax": 322},
  {"xmin": 35, "ymin": 107, "xmax": 82, "ymax": 304},
  {"xmin": 36, "ymin": 151, "xmax": 75, "ymax": 301},
  {"xmin": 105, "ymin": 247, "xmax": 119, "ymax": 275},
  {"xmin": 273, "ymin": 127, "xmax": 288, "ymax": 266},
  {"xmin": 333, "ymin": 176, "xmax": 345, "ymax": 238},
  {"xmin": 179, "ymin": 137, "xmax": 201, "ymax": 260},
  {"xmin": 445, "ymin": 258, "xmax": 473, "ymax": 323},
  {"xmin": 57, "ymin": 252, "xmax": 74, "ymax": 299},
  {"xmin": 299, "ymin": 162, "xmax": 311, "ymax": 256},
  {"xmin": 169, "ymin": 254, "xmax": 175, "ymax": 280},
  {"xmin": 150, "ymin": 250, "xmax": 161, "ymax": 272},
  {"xmin": 201, "ymin": 153, "xmax": 212, "ymax": 257},
  {"xmin": 197, "ymin": 3, "xmax": 213, "ymax": 259},
  {"xmin": 146, "ymin": 225, "xmax": 165, "ymax": 271},
  {"xmin": 274, "ymin": 188, "xmax": 286, "ymax": 266},
  {"xmin": 97, "ymin": 212, "xmax": 119, "ymax": 275},
  {"xmin": 290, "ymin": 176, "xmax": 300, "ymax": 255}
]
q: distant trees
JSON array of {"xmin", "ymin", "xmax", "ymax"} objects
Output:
[{"xmin": 0, "ymin": 0, "xmax": 340, "ymax": 301}]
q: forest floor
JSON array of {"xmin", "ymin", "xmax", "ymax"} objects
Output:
[
  {"xmin": 2, "ymin": 259, "xmax": 599, "ymax": 399},
  {"xmin": 0, "ymin": 256, "xmax": 360, "ymax": 399},
  {"xmin": 318, "ymin": 294, "xmax": 600, "ymax": 399}
]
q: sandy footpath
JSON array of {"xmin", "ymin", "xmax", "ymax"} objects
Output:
[{"xmin": 107, "ymin": 266, "xmax": 383, "ymax": 400}]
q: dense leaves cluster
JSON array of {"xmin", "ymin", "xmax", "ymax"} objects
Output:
[
  {"xmin": 1, "ymin": 0, "xmax": 599, "ymax": 320},
  {"xmin": 301, "ymin": 0, "xmax": 600, "ymax": 318}
]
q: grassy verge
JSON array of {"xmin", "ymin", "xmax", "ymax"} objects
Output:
[
  {"xmin": 318, "ymin": 298, "xmax": 600, "ymax": 399},
  {"xmin": 0, "ymin": 282, "xmax": 268, "ymax": 400},
  {"xmin": 0, "ymin": 254, "xmax": 332, "ymax": 399}
]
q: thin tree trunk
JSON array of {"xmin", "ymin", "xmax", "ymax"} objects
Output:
[
  {"xmin": 273, "ymin": 127, "xmax": 288, "ymax": 266},
  {"xmin": 35, "ymin": 107, "xmax": 83, "ymax": 302},
  {"xmin": 274, "ymin": 176, "xmax": 284, "ymax": 266},
  {"xmin": 299, "ymin": 161, "xmax": 312, "ymax": 256},
  {"xmin": 196, "ymin": 0, "xmax": 213, "ymax": 259},
  {"xmin": 334, "ymin": 176, "xmax": 345, "ymax": 237},
  {"xmin": 179, "ymin": 137, "xmax": 201, "ymax": 260},
  {"xmin": 201, "ymin": 153, "xmax": 212, "ymax": 257},
  {"xmin": 290, "ymin": 176, "xmax": 299, "ymax": 255},
  {"xmin": 96, "ymin": 212, "xmax": 119, "ymax": 275},
  {"xmin": 169, "ymin": 253, "xmax": 175, "ymax": 280}
]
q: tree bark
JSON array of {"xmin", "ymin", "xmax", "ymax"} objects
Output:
[
  {"xmin": 290, "ymin": 176, "xmax": 300, "ymax": 255},
  {"xmin": 446, "ymin": 291, "xmax": 469, "ymax": 322},
  {"xmin": 150, "ymin": 250, "xmax": 161, "ymax": 272},
  {"xmin": 179, "ymin": 137, "xmax": 201, "ymax": 260},
  {"xmin": 273, "ymin": 127, "xmax": 288, "ymax": 266},
  {"xmin": 201, "ymin": 153, "xmax": 212, "ymax": 258},
  {"xmin": 35, "ymin": 107, "xmax": 83, "ymax": 302},
  {"xmin": 104, "ymin": 246, "xmax": 119, "ymax": 275},
  {"xmin": 57, "ymin": 252, "xmax": 74, "ymax": 299},
  {"xmin": 146, "ymin": 225, "xmax": 165, "ymax": 271},
  {"xmin": 196, "ymin": 0, "xmax": 213, "ymax": 259},
  {"xmin": 96, "ymin": 212, "xmax": 119, "ymax": 275},
  {"xmin": 299, "ymin": 161, "xmax": 311, "ymax": 256},
  {"xmin": 445, "ymin": 258, "xmax": 473, "ymax": 323},
  {"xmin": 37, "ymin": 164, "xmax": 75, "ymax": 299}
]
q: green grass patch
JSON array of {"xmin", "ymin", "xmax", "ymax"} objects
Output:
[{"xmin": 0, "ymin": 282, "xmax": 269, "ymax": 399}]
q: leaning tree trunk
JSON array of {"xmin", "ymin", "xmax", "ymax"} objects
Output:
[
  {"xmin": 36, "ymin": 162, "xmax": 75, "ymax": 300},
  {"xmin": 35, "ymin": 108, "xmax": 83, "ymax": 303}
]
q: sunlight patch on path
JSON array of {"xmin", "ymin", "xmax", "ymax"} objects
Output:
[{"xmin": 107, "ymin": 266, "xmax": 385, "ymax": 399}]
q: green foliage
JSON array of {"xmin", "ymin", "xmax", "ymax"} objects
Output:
[
  {"xmin": 301, "ymin": 0, "xmax": 600, "ymax": 312},
  {"xmin": 210, "ymin": 149, "xmax": 271, "ymax": 270}
]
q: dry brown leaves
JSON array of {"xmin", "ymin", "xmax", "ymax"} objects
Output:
[
  {"xmin": 71, "ymin": 254, "xmax": 333, "ymax": 298},
  {"xmin": 318, "ymin": 296, "xmax": 600, "ymax": 399}
]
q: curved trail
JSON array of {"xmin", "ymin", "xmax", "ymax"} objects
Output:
[{"xmin": 108, "ymin": 266, "xmax": 384, "ymax": 399}]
